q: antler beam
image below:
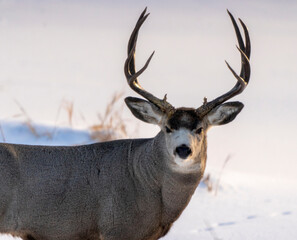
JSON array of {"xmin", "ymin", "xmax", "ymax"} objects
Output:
[
  {"xmin": 196, "ymin": 10, "xmax": 251, "ymax": 118},
  {"xmin": 124, "ymin": 8, "xmax": 175, "ymax": 114}
]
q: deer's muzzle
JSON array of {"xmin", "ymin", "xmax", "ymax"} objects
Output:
[{"xmin": 175, "ymin": 144, "xmax": 192, "ymax": 159}]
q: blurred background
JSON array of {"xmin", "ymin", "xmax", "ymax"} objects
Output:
[{"xmin": 0, "ymin": 0, "xmax": 296, "ymax": 181}]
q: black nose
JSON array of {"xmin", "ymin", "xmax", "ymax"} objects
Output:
[{"xmin": 175, "ymin": 144, "xmax": 192, "ymax": 159}]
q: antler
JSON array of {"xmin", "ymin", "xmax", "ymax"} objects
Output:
[
  {"xmin": 196, "ymin": 10, "xmax": 251, "ymax": 118},
  {"xmin": 124, "ymin": 8, "xmax": 175, "ymax": 115}
]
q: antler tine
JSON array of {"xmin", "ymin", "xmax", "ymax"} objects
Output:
[
  {"xmin": 124, "ymin": 8, "xmax": 175, "ymax": 114},
  {"xmin": 238, "ymin": 18, "xmax": 251, "ymax": 81},
  {"xmin": 196, "ymin": 10, "xmax": 251, "ymax": 118}
]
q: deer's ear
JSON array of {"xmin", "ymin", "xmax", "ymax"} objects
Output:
[
  {"xmin": 125, "ymin": 97, "xmax": 164, "ymax": 125},
  {"xmin": 206, "ymin": 101, "xmax": 244, "ymax": 126}
]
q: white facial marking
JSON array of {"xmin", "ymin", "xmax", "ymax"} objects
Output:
[
  {"xmin": 171, "ymin": 128, "xmax": 191, "ymax": 148},
  {"xmin": 171, "ymin": 155, "xmax": 201, "ymax": 173},
  {"xmin": 165, "ymin": 128, "xmax": 202, "ymax": 173}
]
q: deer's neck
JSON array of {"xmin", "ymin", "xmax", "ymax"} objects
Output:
[{"xmin": 133, "ymin": 131, "xmax": 207, "ymax": 227}]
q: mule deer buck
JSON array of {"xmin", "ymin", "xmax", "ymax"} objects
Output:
[{"xmin": 0, "ymin": 8, "xmax": 250, "ymax": 240}]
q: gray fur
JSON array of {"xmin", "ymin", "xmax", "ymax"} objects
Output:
[{"xmin": 0, "ymin": 130, "xmax": 207, "ymax": 240}]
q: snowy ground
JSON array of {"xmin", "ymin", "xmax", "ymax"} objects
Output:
[{"xmin": 0, "ymin": 121, "xmax": 296, "ymax": 240}]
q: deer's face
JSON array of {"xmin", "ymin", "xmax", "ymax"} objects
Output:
[
  {"xmin": 125, "ymin": 97, "xmax": 243, "ymax": 169},
  {"xmin": 161, "ymin": 108, "xmax": 205, "ymax": 167}
]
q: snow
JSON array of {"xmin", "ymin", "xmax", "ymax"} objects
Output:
[
  {"xmin": 0, "ymin": 121, "xmax": 296, "ymax": 240},
  {"xmin": 0, "ymin": 121, "xmax": 92, "ymax": 146}
]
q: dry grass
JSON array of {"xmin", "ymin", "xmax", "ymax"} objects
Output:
[
  {"xmin": 53, "ymin": 98, "xmax": 75, "ymax": 127},
  {"xmin": 14, "ymin": 100, "xmax": 41, "ymax": 138},
  {"xmin": 89, "ymin": 92, "xmax": 127, "ymax": 141},
  {"xmin": 201, "ymin": 155, "xmax": 232, "ymax": 195},
  {"xmin": 202, "ymin": 173, "xmax": 213, "ymax": 192},
  {"xmin": 13, "ymin": 100, "xmax": 54, "ymax": 139},
  {"xmin": 49, "ymin": 93, "xmax": 128, "ymax": 142},
  {"xmin": 62, "ymin": 100, "xmax": 74, "ymax": 127},
  {"xmin": 51, "ymin": 99, "xmax": 75, "ymax": 138},
  {"xmin": 10, "ymin": 92, "xmax": 128, "ymax": 143},
  {"xmin": 0, "ymin": 123, "xmax": 6, "ymax": 142},
  {"xmin": 214, "ymin": 154, "xmax": 232, "ymax": 196}
]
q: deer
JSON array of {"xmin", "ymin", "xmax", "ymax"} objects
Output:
[{"xmin": 0, "ymin": 8, "xmax": 250, "ymax": 240}]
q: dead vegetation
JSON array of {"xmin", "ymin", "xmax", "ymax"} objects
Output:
[
  {"xmin": 13, "ymin": 100, "xmax": 52, "ymax": 138},
  {"xmin": 10, "ymin": 92, "xmax": 127, "ymax": 142},
  {"xmin": 201, "ymin": 155, "xmax": 232, "ymax": 195},
  {"xmin": 202, "ymin": 174, "xmax": 213, "ymax": 192},
  {"xmin": 0, "ymin": 123, "xmax": 5, "ymax": 142},
  {"xmin": 89, "ymin": 92, "xmax": 127, "ymax": 141},
  {"xmin": 51, "ymin": 99, "xmax": 75, "ymax": 138}
]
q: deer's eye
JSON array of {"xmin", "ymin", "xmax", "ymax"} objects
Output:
[
  {"xmin": 165, "ymin": 126, "xmax": 172, "ymax": 133},
  {"xmin": 195, "ymin": 127, "xmax": 203, "ymax": 135}
]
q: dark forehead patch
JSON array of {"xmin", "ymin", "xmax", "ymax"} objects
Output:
[{"xmin": 168, "ymin": 108, "xmax": 200, "ymax": 130}]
